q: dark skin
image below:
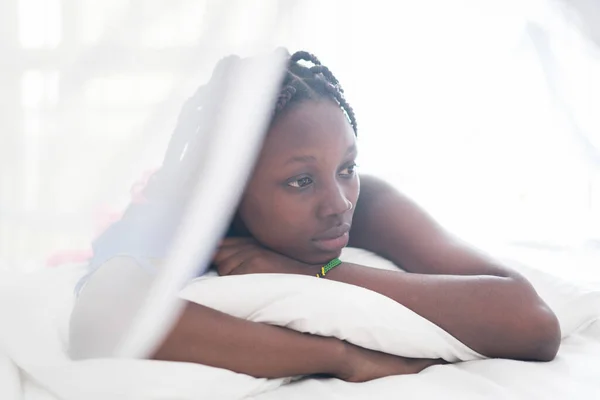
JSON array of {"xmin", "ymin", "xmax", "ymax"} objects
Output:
[
  {"xmin": 71, "ymin": 98, "xmax": 560, "ymax": 381},
  {"xmin": 234, "ymin": 99, "xmax": 360, "ymax": 265},
  {"xmin": 213, "ymin": 100, "xmax": 561, "ymax": 361}
]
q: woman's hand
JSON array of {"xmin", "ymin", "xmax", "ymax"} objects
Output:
[
  {"xmin": 213, "ymin": 237, "xmax": 316, "ymax": 277},
  {"xmin": 335, "ymin": 341, "xmax": 445, "ymax": 382}
]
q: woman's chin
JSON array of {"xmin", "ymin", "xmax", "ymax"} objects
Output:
[
  {"xmin": 275, "ymin": 243, "xmax": 345, "ymax": 266},
  {"xmin": 300, "ymin": 248, "xmax": 344, "ymax": 266}
]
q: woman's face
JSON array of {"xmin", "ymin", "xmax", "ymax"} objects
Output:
[{"xmin": 237, "ymin": 100, "xmax": 359, "ymax": 265}]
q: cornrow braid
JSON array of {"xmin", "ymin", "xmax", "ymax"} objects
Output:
[
  {"xmin": 309, "ymin": 65, "xmax": 340, "ymax": 88},
  {"xmin": 275, "ymin": 85, "xmax": 297, "ymax": 112},
  {"xmin": 275, "ymin": 50, "xmax": 357, "ymax": 134},
  {"xmin": 148, "ymin": 49, "xmax": 357, "ymax": 201},
  {"xmin": 289, "ymin": 51, "xmax": 322, "ymax": 66}
]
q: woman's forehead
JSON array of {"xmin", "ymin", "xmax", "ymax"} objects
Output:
[{"xmin": 261, "ymin": 101, "xmax": 356, "ymax": 158}]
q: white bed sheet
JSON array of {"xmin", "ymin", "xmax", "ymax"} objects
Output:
[
  {"xmin": 1, "ymin": 249, "xmax": 599, "ymax": 400},
  {"xmin": 252, "ymin": 319, "xmax": 600, "ymax": 399}
]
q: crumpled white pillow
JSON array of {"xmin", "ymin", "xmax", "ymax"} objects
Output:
[
  {"xmin": 179, "ymin": 249, "xmax": 484, "ymax": 362},
  {"xmin": 180, "ymin": 248, "xmax": 600, "ymax": 362}
]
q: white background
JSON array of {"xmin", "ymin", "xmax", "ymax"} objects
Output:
[{"xmin": 1, "ymin": 0, "xmax": 598, "ymax": 277}]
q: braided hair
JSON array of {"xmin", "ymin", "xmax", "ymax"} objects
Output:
[
  {"xmin": 159, "ymin": 50, "xmax": 356, "ymax": 194},
  {"xmin": 273, "ymin": 51, "xmax": 357, "ymax": 134},
  {"xmin": 87, "ymin": 50, "xmax": 356, "ymax": 272}
]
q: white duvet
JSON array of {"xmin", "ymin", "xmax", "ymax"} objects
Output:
[{"xmin": 1, "ymin": 248, "xmax": 599, "ymax": 399}]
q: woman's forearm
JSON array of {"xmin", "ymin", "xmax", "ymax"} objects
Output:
[
  {"xmin": 152, "ymin": 301, "xmax": 445, "ymax": 380},
  {"xmin": 311, "ymin": 263, "xmax": 560, "ymax": 361},
  {"xmin": 151, "ymin": 302, "xmax": 345, "ymax": 378},
  {"xmin": 340, "ymin": 175, "xmax": 560, "ymax": 360},
  {"xmin": 70, "ymin": 256, "xmax": 442, "ymax": 381}
]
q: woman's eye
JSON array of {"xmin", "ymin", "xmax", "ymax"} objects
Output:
[
  {"xmin": 339, "ymin": 163, "xmax": 357, "ymax": 177},
  {"xmin": 288, "ymin": 176, "xmax": 313, "ymax": 188}
]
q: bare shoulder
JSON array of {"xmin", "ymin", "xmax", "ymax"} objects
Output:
[
  {"xmin": 353, "ymin": 174, "xmax": 521, "ymax": 278},
  {"xmin": 359, "ymin": 174, "xmax": 400, "ymax": 200},
  {"xmin": 357, "ymin": 175, "xmax": 419, "ymax": 216}
]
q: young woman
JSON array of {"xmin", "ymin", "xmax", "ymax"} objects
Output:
[{"xmin": 71, "ymin": 51, "xmax": 560, "ymax": 382}]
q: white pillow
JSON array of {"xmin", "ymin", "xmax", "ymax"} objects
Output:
[
  {"xmin": 180, "ymin": 248, "xmax": 600, "ymax": 362},
  {"xmin": 179, "ymin": 250, "xmax": 484, "ymax": 362}
]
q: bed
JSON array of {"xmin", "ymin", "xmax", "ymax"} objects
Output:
[
  {"xmin": 1, "ymin": 247, "xmax": 599, "ymax": 400},
  {"xmin": 253, "ymin": 320, "xmax": 600, "ymax": 399}
]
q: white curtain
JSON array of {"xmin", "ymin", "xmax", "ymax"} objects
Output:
[
  {"xmin": 342, "ymin": 1, "xmax": 600, "ymax": 249},
  {"xmin": 1, "ymin": 0, "xmax": 599, "ymax": 274}
]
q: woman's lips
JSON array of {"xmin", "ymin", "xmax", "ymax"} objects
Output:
[
  {"xmin": 312, "ymin": 231, "xmax": 350, "ymax": 252},
  {"xmin": 312, "ymin": 223, "xmax": 351, "ymax": 252}
]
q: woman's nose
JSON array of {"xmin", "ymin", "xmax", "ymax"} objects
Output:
[{"xmin": 317, "ymin": 183, "xmax": 353, "ymax": 219}]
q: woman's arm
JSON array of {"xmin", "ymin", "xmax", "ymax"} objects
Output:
[
  {"xmin": 346, "ymin": 175, "xmax": 560, "ymax": 361},
  {"xmin": 215, "ymin": 236, "xmax": 559, "ymax": 361},
  {"xmin": 304, "ymin": 262, "xmax": 558, "ymax": 361},
  {"xmin": 151, "ymin": 301, "xmax": 443, "ymax": 380},
  {"xmin": 70, "ymin": 256, "xmax": 442, "ymax": 380},
  {"xmin": 215, "ymin": 175, "xmax": 560, "ymax": 361}
]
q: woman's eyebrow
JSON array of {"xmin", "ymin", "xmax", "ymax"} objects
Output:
[
  {"xmin": 285, "ymin": 144, "xmax": 356, "ymax": 165},
  {"xmin": 285, "ymin": 155, "xmax": 317, "ymax": 165}
]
